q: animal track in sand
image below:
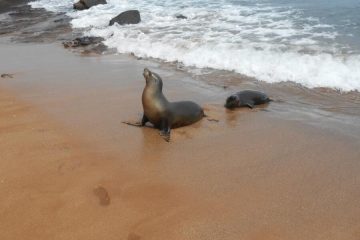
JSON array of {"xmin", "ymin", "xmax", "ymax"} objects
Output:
[
  {"xmin": 93, "ymin": 186, "xmax": 111, "ymax": 206},
  {"xmin": 1, "ymin": 73, "xmax": 14, "ymax": 79},
  {"xmin": 127, "ymin": 232, "xmax": 141, "ymax": 240}
]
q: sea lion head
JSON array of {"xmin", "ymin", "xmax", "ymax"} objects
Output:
[
  {"xmin": 225, "ymin": 94, "xmax": 240, "ymax": 109},
  {"xmin": 143, "ymin": 68, "xmax": 163, "ymax": 91}
]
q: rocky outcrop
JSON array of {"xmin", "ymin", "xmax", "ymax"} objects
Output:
[
  {"xmin": 0, "ymin": 0, "xmax": 27, "ymax": 14},
  {"xmin": 62, "ymin": 36, "xmax": 107, "ymax": 54},
  {"xmin": 109, "ymin": 10, "xmax": 141, "ymax": 26},
  {"xmin": 62, "ymin": 36, "xmax": 104, "ymax": 48},
  {"xmin": 73, "ymin": 0, "xmax": 107, "ymax": 10},
  {"xmin": 73, "ymin": 1, "xmax": 87, "ymax": 10}
]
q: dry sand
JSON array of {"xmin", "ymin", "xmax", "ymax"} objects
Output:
[{"xmin": 0, "ymin": 42, "xmax": 359, "ymax": 240}]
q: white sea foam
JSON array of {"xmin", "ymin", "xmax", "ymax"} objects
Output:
[
  {"xmin": 29, "ymin": 0, "xmax": 360, "ymax": 91},
  {"xmin": 29, "ymin": 0, "xmax": 74, "ymax": 12}
]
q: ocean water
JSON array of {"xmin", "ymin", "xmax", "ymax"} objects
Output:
[{"xmin": 29, "ymin": 0, "xmax": 360, "ymax": 91}]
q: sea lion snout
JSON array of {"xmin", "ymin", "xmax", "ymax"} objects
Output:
[
  {"xmin": 143, "ymin": 68, "xmax": 151, "ymax": 79},
  {"xmin": 143, "ymin": 68, "xmax": 163, "ymax": 90}
]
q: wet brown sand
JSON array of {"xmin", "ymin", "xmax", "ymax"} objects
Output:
[
  {"xmin": 0, "ymin": 42, "xmax": 359, "ymax": 240},
  {"xmin": 0, "ymin": 1, "xmax": 71, "ymax": 43}
]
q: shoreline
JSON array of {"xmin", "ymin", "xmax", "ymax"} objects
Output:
[
  {"xmin": 4, "ymin": 1, "xmax": 360, "ymax": 93},
  {"xmin": 1, "ymin": 39, "xmax": 360, "ymax": 140},
  {"xmin": 1, "ymin": 41, "xmax": 360, "ymax": 239}
]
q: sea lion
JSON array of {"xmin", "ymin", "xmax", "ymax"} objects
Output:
[
  {"xmin": 124, "ymin": 68, "xmax": 205, "ymax": 141},
  {"xmin": 225, "ymin": 90, "xmax": 271, "ymax": 109}
]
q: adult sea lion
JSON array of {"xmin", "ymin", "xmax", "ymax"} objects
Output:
[
  {"xmin": 124, "ymin": 68, "xmax": 205, "ymax": 141},
  {"xmin": 225, "ymin": 90, "xmax": 271, "ymax": 109}
]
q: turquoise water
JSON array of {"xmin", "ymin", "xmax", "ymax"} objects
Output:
[
  {"xmin": 267, "ymin": 0, "xmax": 360, "ymax": 52},
  {"xmin": 29, "ymin": 0, "xmax": 360, "ymax": 91}
]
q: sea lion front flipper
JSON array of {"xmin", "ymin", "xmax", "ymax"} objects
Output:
[
  {"xmin": 246, "ymin": 101, "xmax": 255, "ymax": 109},
  {"xmin": 141, "ymin": 114, "xmax": 149, "ymax": 126},
  {"xmin": 159, "ymin": 118, "xmax": 171, "ymax": 142}
]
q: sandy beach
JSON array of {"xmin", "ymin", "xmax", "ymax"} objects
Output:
[{"xmin": 0, "ymin": 40, "xmax": 360, "ymax": 240}]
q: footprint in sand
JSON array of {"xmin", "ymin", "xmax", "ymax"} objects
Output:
[
  {"xmin": 93, "ymin": 186, "xmax": 110, "ymax": 206},
  {"xmin": 1, "ymin": 73, "xmax": 14, "ymax": 79},
  {"xmin": 128, "ymin": 232, "xmax": 141, "ymax": 240}
]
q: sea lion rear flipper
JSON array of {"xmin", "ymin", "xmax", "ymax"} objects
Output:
[
  {"xmin": 122, "ymin": 114, "xmax": 149, "ymax": 127},
  {"xmin": 122, "ymin": 121, "xmax": 143, "ymax": 127},
  {"xmin": 141, "ymin": 114, "xmax": 149, "ymax": 126}
]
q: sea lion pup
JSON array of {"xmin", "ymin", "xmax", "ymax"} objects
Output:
[
  {"xmin": 225, "ymin": 90, "xmax": 271, "ymax": 109},
  {"xmin": 125, "ymin": 68, "xmax": 205, "ymax": 142}
]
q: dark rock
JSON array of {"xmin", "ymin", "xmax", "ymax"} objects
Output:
[
  {"xmin": 62, "ymin": 36, "xmax": 104, "ymax": 48},
  {"xmin": 175, "ymin": 14, "xmax": 187, "ymax": 19},
  {"xmin": 77, "ymin": 36, "xmax": 103, "ymax": 46},
  {"xmin": 54, "ymin": 18, "xmax": 65, "ymax": 23},
  {"xmin": 83, "ymin": 0, "xmax": 106, "ymax": 8},
  {"xmin": 63, "ymin": 40, "xmax": 79, "ymax": 48},
  {"xmin": 80, "ymin": 43, "xmax": 108, "ymax": 55},
  {"xmin": 73, "ymin": 1, "xmax": 87, "ymax": 10},
  {"xmin": 0, "ymin": 0, "xmax": 28, "ymax": 14},
  {"xmin": 63, "ymin": 36, "xmax": 107, "ymax": 54},
  {"xmin": 109, "ymin": 10, "xmax": 141, "ymax": 26},
  {"xmin": 73, "ymin": 0, "xmax": 106, "ymax": 10}
]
